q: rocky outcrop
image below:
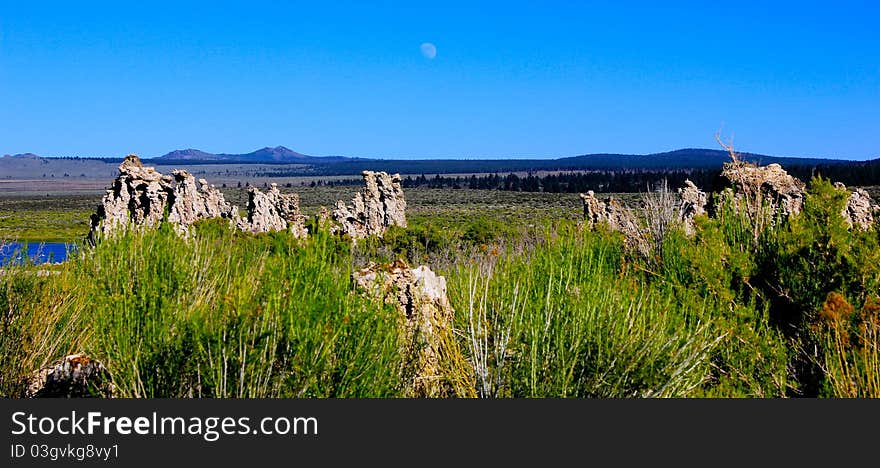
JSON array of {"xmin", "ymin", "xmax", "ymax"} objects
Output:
[
  {"xmin": 90, "ymin": 155, "xmax": 173, "ymax": 240},
  {"xmin": 236, "ymin": 184, "xmax": 308, "ymax": 237},
  {"xmin": 579, "ymin": 191, "xmax": 642, "ymax": 246},
  {"xmin": 91, "ymin": 159, "xmax": 408, "ymax": 241},
  {"xmin": 331, "ymin": 171, "xmax": 407, "ymax": 239},
  {"xmin": 90, "ymin": 155, "xmax": 309, "ymax": 240},
  {"xmin": 24, "ymin": 354, "xmax": 115, "ymax": 398},
  {"xmin": 721, "ymin": 161, "xmax": 806, "ymax": 218},
  {"xmin": 580, "ymin": 191, "xmax": 607, "ymax": 229},
  {"xmin": 89, "ymin": 155, "xmax": 239, "ymax": 240},
  {"xmin": 352, "ymin": 260, "xmax": 456, "ymax": 397},
  {"xmin": 719, "ymin": 159, "xmax": 876, "ymax": 230},
  {"xmin": 167, "ymin": 171, "xmax": 238, "ymax": 232},
  {"xmin": 576, "ymin": 161, "xmax": 874, "ymax": 240},
  {"xmin": 836, "ymin": 183, "xmax": 877, "ymax": 230},
  {"xmin": 678, "ymin": 180, "xmax": 708, "ymax": 236}
]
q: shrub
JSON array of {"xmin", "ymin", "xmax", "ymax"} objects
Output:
[
  {"xmin": 819, "ymin": 294, "xmax": 880, "ymax": 397},
  {"xmin": 1, "ymin": 226, "xmax": 405, "ymax": 397},
  {"xmin": 461, "ymin": 216, "xmax": 518, "ymax": 245},
  {"xmin": 447, "ymin": 223, "xmax": 726, "ymax": 397}
]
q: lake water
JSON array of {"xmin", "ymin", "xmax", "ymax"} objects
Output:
[{"xmin": 0, "ymin": 243, "xmax": 73, "ymax": 266}]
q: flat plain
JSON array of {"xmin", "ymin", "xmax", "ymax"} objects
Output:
[{"xmin": 0, "ymin": 181, "xmax": 609, "ymax": 243}]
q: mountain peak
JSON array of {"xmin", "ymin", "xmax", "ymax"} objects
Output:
[
  {"xmin": 156, "ymin": 148, "xmax": 222, "ymax": 160},
  {"xmin": 243, "ymin": 146, "xmax": 308, "ymax": 161},
  {"xmin": 155, "ymin": 146, "xmax": 329, "ymax": 162}
]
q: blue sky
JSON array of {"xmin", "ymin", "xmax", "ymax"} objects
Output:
[{"xmin": 1, "ymin": 1, "xmax": 878, "ymax": 160}]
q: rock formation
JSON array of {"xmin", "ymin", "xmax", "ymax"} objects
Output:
[
  {"xmin": 836, "ymin": 183, "xmax": 877, "ymax": 230},
  {"xmin": 719, "ymin": 159, "xmax": 877, "ymax": 230},
  {"xmin": 577, "ymin": 160, "xmax": 875, "ymax": 240},
  {"xmin": 89, "ymin": 155, "xmax": 173, "ymax": 240},
  {"xmin": 90, "ymin": 158, "xmax": 410, "ymax": 241},
  {"xmin": 236, "ymin": 184, "xmax": 308, "ymax": 237},
  {"xmin": 579, "ymin": 191, "xmax": 642, "ymax": 247},
  {"xmin": 24, "ymin": 354, "xmax": 115, "ymax": 398},
  {"xmin": 331, "ymin": 171, "xmax": 407, "ymax": 239},
  {"xmin": 352, "ymin": 260, "xmax": 456, "ymax": 397},
  {"xmin": 580, "ymin": 191, "xmax": 607, "ymax": 229},
  {"xmin": 720, "ymin": 161, "xmax": 806, "ymax": 218},
  {"xmin": 89, "ymin": 155, "xmax": 238, "ymax": 240},
  {"xmin": 678, "ymin": 179, "xmax": 708, "ymax": 236},
  {"xmin": 89, "ymin": 155, "xmax": 309, "ymax": 240},
  {"xmin": 167, "ymin": 171, "xmax": 238, "ymax": 232}
]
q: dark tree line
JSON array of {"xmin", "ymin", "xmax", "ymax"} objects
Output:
[
  {"xmin": 400, "ymin": 170, "xmax": 722, "ymax": 193},
  {"xmin": 397, "ymin": 162, "xmax": 880, "ymax": 194},
  {"xmin": 788, "ymin": 162, "xmax": 880, "ymax": 188}
]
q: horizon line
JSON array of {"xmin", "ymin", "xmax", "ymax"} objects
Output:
[{"xmin": 4, "ymin": 147, "xmax": 877, "ymax": 162}]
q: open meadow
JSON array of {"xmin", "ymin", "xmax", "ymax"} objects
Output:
[{"xmin": 1, "ymin": 185, "xmax": 621, "ymax": 244}]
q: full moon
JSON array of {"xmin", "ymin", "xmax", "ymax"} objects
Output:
[{"xmin": 420, "ymin": 42, "xmax": 437, "ymax": 60}]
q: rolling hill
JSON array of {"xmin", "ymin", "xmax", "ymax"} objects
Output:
[
  {"xmin": 301, "ymin": 148, "xmax": 855, "ymax": 176},
  {"xmin": 155, "ymin": 146, "xmax": 351, "ymax": 163}
]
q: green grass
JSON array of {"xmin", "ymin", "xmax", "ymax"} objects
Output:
[
  {"xmin": 0, "ymin": 218, "xmax": 796, "ymax": 398},
  {"xmin": 0, "ymin": 194, "xmax": 95, "ymax": 243},
  {"xmin": 446, "ymin": 225, "xmax": 727, "ymax": 397},
  {"xmin": 1, "ymin": 223, "xmax": 405, "ymax": 397},
  {"xmin": 0, "ymin": 188, "xmax": 603, "ymax": 243}
]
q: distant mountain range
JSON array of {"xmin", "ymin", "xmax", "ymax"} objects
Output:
[
  {"xmin": 292, "ymin": 148, "xmax": 867, "ymax": 176},
  {"xmin": 555, "ymin": 148, "xmax": 843, "ymax": 170},
  {"xmin": 155, "ymin": 146, "xmax": 350, "ymax": 163},
  {"xmin": 3, "ymin": 147, "xmax": 878, "ymax": 180},
  {"xmin": 2, "ymin": 152, "xmax": 42, "ymax": 160},
  {"xmin": 147, "ymin": 146, "xmax": 868, "ymax": 170}
]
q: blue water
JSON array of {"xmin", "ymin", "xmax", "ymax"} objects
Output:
[{"xmin": 0, "ymin": 243, "xmax": 74, "ymax": 266}]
